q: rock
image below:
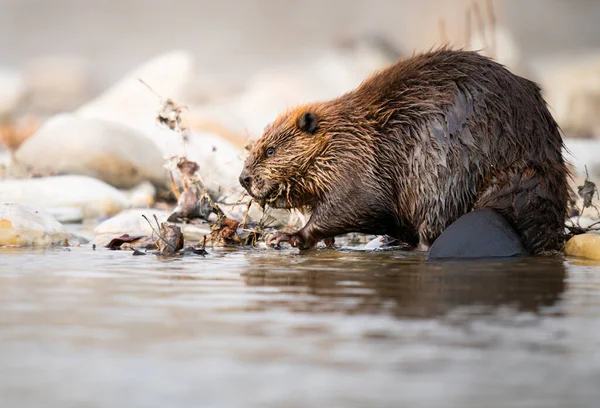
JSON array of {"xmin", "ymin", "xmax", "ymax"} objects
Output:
[
  {"xmin": 0, "ymin": 203, "xmax": 70, "ymax": 246},
  {"xmin": 24, "ymin": 55, "xmax": 90, "ymax": 114},
  {"xmin": 77, "ymin": 50, "xmax": 194, "ymax": 125},
  {"xmin": 0, "ymin": 68, "xmax": 25, "ymax": 117},
  {"xmin": 563, "ymin": 138, "xmax": 600, "ymax": 178},
  {"xmin": 533, "ymin": 52, "xmax": 600, "ymax": 139},
  {"xmin": 565, "ymin": 233, "xmax": 600, "ymax": 260},
  {"xmin": 0, "ymin": 175, "xmax": 129, "ymax": 219},
  {"xmin": 190, "ymin": 41, "xmax": 399, "ymax": 138},
  {"xmin": 184, "ymin": 131, "xmax": 245, "ymax": 202},
  {"xmin": 14, "ymin": 114, "xmax": 167, "ymax": 188},
  {"xmin": 123, "ymin": 181, "xmax": 156, "ymax": 208},
  {"xmin": 469, "ymin": 25, "xmax": 530, "ymax": 78},
  {"xmin": 93, "ymin": 208, "xmax": 211, "ymax": 247}
]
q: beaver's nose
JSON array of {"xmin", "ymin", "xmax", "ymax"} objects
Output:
[{"xmin": 239, "ymin": 170, "xmax": 252, "ymax": 189}]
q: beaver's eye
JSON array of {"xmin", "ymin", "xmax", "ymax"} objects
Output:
[{"xmin": 266, "ymin": 147, "xmax": 275, "ymax": 157}]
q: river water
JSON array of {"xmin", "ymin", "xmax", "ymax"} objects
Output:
[{"xmin": 1, "ymin": 245, "xmax": 599, "ymax": 408}]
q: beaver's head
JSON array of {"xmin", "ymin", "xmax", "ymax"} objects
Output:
[{"xmin": 239, "ymin": 106, "xmax": 333, "ymax": 209}]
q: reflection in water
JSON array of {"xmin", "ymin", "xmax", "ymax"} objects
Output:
[
  {"xmin": 243, "ymin": 250, "xmax": 566, "ymax": 318},
  {"xmin": 0, "ymin": 246, "xmax": 598, "ymax": 408}
]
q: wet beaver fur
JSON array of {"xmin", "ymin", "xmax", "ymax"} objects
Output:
[{"xmin": 239, "ymin": 48, "xmax": 571, "ymax": 253}]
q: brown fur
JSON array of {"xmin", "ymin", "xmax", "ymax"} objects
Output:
[{"xmin": 239, "ymin": 48, "xmax": 572, "ymax": 253}]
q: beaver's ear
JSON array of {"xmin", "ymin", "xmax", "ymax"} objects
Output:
[{"xmin": 297, "ymin": 112, "xmax": 318, "ymax": 134}]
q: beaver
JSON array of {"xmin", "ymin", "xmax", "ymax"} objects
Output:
[{"xmin": 239, "ymin": 48, "xmax": 571, "ymax": 254}]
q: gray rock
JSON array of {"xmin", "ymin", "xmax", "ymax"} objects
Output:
[
  {"xmin": 14, "ymin": 114, "xmax": 167, "ymax": 188},
  {"xmin": 0, "ymin": 175, "xmax": 129, "ymax": 219},
  {"xmin": 0, "ymin": 203, "xmax": 70, "ymax": 246}
]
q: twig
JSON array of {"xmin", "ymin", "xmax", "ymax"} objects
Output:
[
  {"xmin": 138, "ymin": 78, "xmax": 163, "ymax": 100},
  {"xmin": 438, "ymin": 18, "xmax": 448, "ymax": 45},
  {"xmin": 472, "ymin": 1, "xmax": 488, "ymax": 51},
  {"xmin": 486, "ymin": 0, "xmax": 497, "ymax": 58},
  {"xmin": 141, "ymin": 214, "xmax": 178, "ymax": 251}
]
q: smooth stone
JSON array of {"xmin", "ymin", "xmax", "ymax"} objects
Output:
[
  {"xmin": 0, "ymin": 175, "xmax": 129, "ymax": 219},
  {"xmin": 0, "ymin": 203, "xmax": 70, "ymax": 246},
  {"xmin": 565, "ymin": 233, "xmax": 600, "ymax": 260},
  {"xmin": 123, "ymin": 181, "xmax": 156, "ymax": 208},
  {"xmin": 428, "ymin": 209, "xmax": 527, "ymax": 260},
  {"xmin": 93, "ymin": 208, "xmax": 211, "ymax": 247},
  {"xmin": 191, "ymin": 42, "xmax": 399, "ymax": 138},
  {"xmin": 563, "ymin": 138, "xmax": 600, "ymax": 178},
  {"xmin": 0, "ymin": 67, "xmax": 25, "ymax": 117},
  {"xmin": 533, "ymin": 52, "xmax": 600, "ymax": 139},
  {"xmin": 186, "ymin": 132, "xmax": 245, "ymax": 203},
  {"xmin": 77, "ymin": 50, "xmax": 194, "ymax": 125},
  {"xmin": 14, "ymin": 114, "xmax": 167, "ymax": 188}
]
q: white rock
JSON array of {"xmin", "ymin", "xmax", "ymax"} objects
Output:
[
  {"xmin": 184, "ymin": 131, "xmax": 245, "ymax": 203},
  {"xmin": 123, "ymin": 181, "xmax": 156, "ymax": 208},
  {"xmin": 0, "ymin": 203, "xmax": 70, "ymax": 246},
  {"xmin": 563, "ymin": 138, "xmax": 600, "ymax": 178},
  {"xmin": 192, "ymin": 44, "xmax": 398, "ymax": 138},
  {"xmin": 533, "ymin": 52, "xmax": 600, "ymax": 139},
  {"xmin": 93, "ymin": 208, "xmax": 211, "ymax": 247},
  {"xmin": 0, "ymin": 175, "xmax": 129, "ymax": 219},
  {"xmin": 14, "ymin": 114, "xmax": 167, "ymax": 188},
  {"xmin": 469, "ymin": 26, "xmax": 529, "ymax": 77},
  {"xmin": 0, "ymin": 68, "xmax": 25, "ymax": 117},
  {"xmin": 77, "ymin": 50, "xmax": 194, "ymax": 125}
]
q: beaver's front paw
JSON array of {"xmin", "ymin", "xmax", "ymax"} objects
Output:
[{"xmin": 267, "ymin": 231, "xmax": 302, "ymax": 249}]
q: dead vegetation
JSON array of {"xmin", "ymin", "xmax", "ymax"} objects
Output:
[
  {"xmin": 438, "ymin": 0, "xmax": 498, "ymax": 59},
  {"xmin": 103, "ymin": 79, "xmax": 272, "ymax": 256},
  {"xmin": 566, "ymin": 166, "xmax": 600, "ymax": 235}
]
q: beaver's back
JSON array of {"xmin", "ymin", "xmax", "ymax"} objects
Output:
[{"xmin": 345, "ymin": 49, "xmax": 569, "ymax": 252}]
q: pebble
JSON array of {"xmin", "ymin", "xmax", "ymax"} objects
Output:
[
  {"xmin": 14, "ymin": 114, "xmax": 167, "ymax": 189},
  {"xmin": 565, "ymin": 233, "xmax": 600, "ymax": 260},
  {"xmin": 0, "ymin": 175, "xmax": 129, "ymax": 220},
  {"xmin": 0, "ymin": 203, "xmax": 70, "ymax": 246}
]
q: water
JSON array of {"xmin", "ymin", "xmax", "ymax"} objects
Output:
[{"xmin": 1, "ymin": 245, "xmax": 599, "ymax": 408}]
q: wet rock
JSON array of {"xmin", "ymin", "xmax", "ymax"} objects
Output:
[
  {"xmin": 565, "ymin": 233, "xmax": 600, "ymax": 260},
  {"xmin": 0, "ymin": 175, "xmax": 129, "ymax": 219},
  {"xmin": 0, "ymin": 68, "xmax": 25, "ymax": 117},
  {"xmin": 93, "ymin": 208, "xmax": 210, "ymax": 247},
  {"xmin": 77, "ymin": 50, "xmax": 194, "ymax": 125},
  {"xmin": 24, "ymin": 56, "xmax": 90, "ymax": 114},
  {"xmin": 0, "ymin": 203, "xmax": 70, "ymax": 246},
  {"xmin": 14, "ymin": 114, "xmax": 167, "ymax": 188}
]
